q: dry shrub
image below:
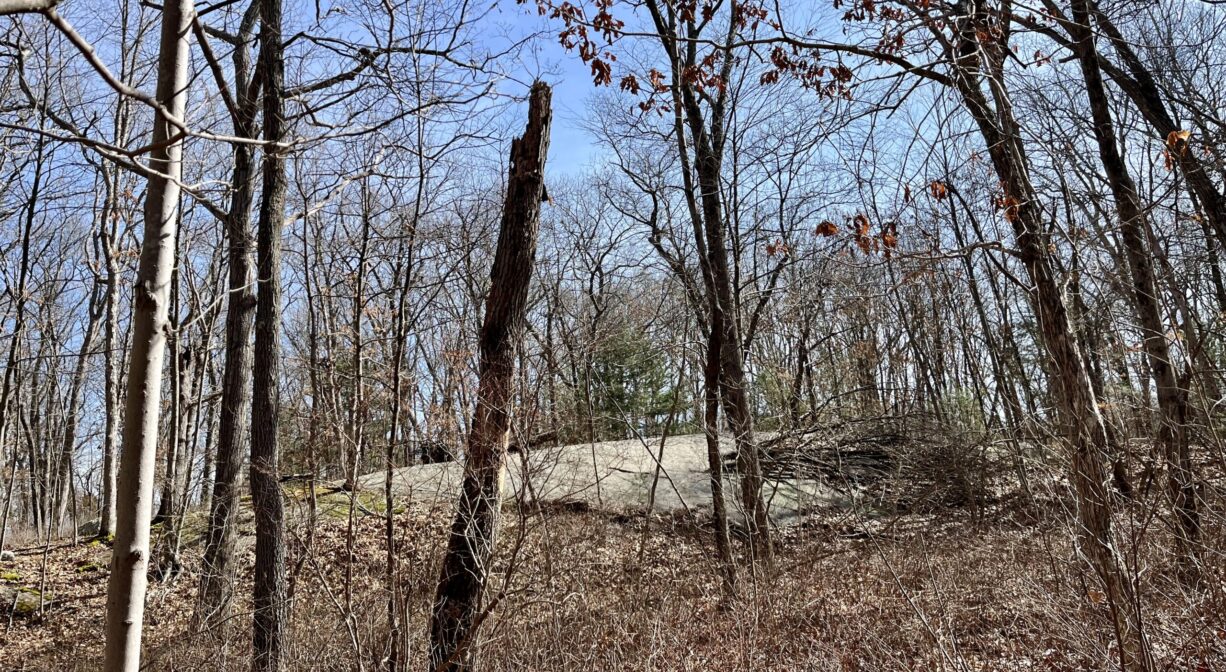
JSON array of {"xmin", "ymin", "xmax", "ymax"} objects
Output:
[
  {"xmin": 5, "ymin": 471, "xmax": 1226, "ymax": 670},
  {"xmin": 759, "ymin": 414, "xmax": 1005, "ymax": 515}
]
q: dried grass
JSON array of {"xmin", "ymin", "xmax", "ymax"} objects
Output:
[{"xmin": 3, "ymin": 488, "xmax": 1225, "ymax": 670}]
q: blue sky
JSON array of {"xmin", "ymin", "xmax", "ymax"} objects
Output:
[{"xmin": 485, "ymin": 1, "xmax": 608, "ymax": 175}]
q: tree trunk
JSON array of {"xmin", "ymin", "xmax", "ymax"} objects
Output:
[
  {"xmin": 102, "ymin": 1, "xmax": 194, "ymax": 669},
  {"xmin": 198, "ymin": 0, "xmax": 260, "ymax": 625},
  {"xmin": 96, "ymin": 0, "xmax": 140, "ymax": 542},
  {"xmin": 1068, "ymin": 0, "xmax": 1200, "ymax": 584},
  {"xmin": 694, "ymin": 120, "xmax": 773, "ymax": 573},
  {"xmin": 668, "ymin": 16, "xmax": 774, "ymax": 568},
  {"xmin": 428, "ymin": 81, "xmax": 551, "ymax": 672},
  {"xmin": 54, "ymin": 284, "xmax": 103, "ymax": 531},
  {"xmin": 343, "ymin": 188, "xmax": 371, "ymax": 625},
  {"xmin": 384, "ymin": 131, "xmax": 424, "ymax": 669},
  {"xmin": 155, "ymin": 251, "xmax": 183, "ymax": 526},
  {"xmin": 384, "ymin": 225, "xmax": 414, "ymax": 670},
  {"xmin": 703, "ymin": 324, "xmax": 737, "ymax": 595},
  {"xmin": 789, "ymin": 314, "xmax": 811, "ymax": 427},
  {"xmin": 99, "ymin": 191, "xmax": 122, "ymax": 540},
  {"xmin": 946, "ymin": 11, "xmax": 1152, "ymax": 668},
  {"xmin": 251, "ymin": 0, "xmax": 288, "ymax": 666}
]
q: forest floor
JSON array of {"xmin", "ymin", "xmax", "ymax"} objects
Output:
[{"xmin": 3, "ymin": 431, "xmax": 1226, "ymax": 670}]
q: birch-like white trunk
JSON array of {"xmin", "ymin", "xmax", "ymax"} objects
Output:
[{"xmin": 102, "ymin": 1, "xmax": 194, "ymax": 669}]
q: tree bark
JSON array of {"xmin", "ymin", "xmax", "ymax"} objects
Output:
[
  {"xmin": 251, "ymin": 0, "xmax": 288, "ymax": 666},
  {"xmin": 428, "ymin": 81, "xmax": 551, "ymax": 672},
  {"xmin": 1068, "ymin": 0, "xmax": 1200, "ymax": 585},
  {"xmin": 102, "ymin": 1, "xmax": 194, "ymax": 669},
  {"xmin": 197, "ymin": 0, "xmax": 260, "ymax": 626},
  {"xmin": 99, "ymin": 171, "xmax": 123, "ymax": 540},
  {"xmin": 945, "ymin": 7, "xmax": 1152, "ymax": 669},
  {"xmin": 703, "ymin": 325, "xmax": 737, "ymax": 595}
]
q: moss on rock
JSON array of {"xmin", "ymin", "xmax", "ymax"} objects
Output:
[{"xmin": 2, "ymin": 585, "xmax": 45, "ymax": 617}]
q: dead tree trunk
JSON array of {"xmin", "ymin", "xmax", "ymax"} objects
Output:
[
  {"xmin": 102, "ymin": 1, "xmax": 194, "ymax": 669},
  {"xmin": 428, "ymin": 81, "xmax": 551, "ymax": 672}
]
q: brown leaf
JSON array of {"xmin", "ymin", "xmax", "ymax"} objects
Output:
[{"xmin": 1166, "ymin": 129, "xmax": 1191, "ymax": 150}]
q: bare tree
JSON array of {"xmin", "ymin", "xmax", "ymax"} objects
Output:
[
  {"xmin": 197, "ymin": 0, "xmax": 261, "ymax": 626},
  {"xmin": 101, "ymin": 0, "xmax": 195, "ymax": 669},
  {"xmin": 1065, "ymin": 0, "xmax": 1201, "ymax": 585}
]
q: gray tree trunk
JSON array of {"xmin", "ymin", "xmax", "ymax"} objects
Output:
[
  {"xmin": 99, "ymin": 176, "xmax": 123, "ymax": 540},
  {"xmin": 197, "ymin": 0, "xmax": 260, "ymax": 626}
]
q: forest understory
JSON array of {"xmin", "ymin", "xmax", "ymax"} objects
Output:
[{"xmin": 4, "ymin": 427, "xmax": 1225, "ymax": 671}]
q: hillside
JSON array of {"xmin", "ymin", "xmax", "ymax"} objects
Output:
[{"xmin": 3, "ymin": 428, "xmax": 1224, "ymax": 669}]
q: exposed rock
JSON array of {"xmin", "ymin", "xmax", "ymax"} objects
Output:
[
  {"xmin": 1, "ymin": 585, "xmax": 44, "ymax": 618},
  {"xmin": 354, "ymin": 433, "xmax": 839, "ymax": 526},
  {"xmin": 417, "ymin": 439, "xmax": 455, "ymax": 464},
  {"xmin": 76, "ymin": 519, "xmax": 101, "ymax": 538}
]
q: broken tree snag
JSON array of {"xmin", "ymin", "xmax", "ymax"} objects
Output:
[{"xmin": 428, "ymin": 81, "xmax": 552, "ymax": 672}]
